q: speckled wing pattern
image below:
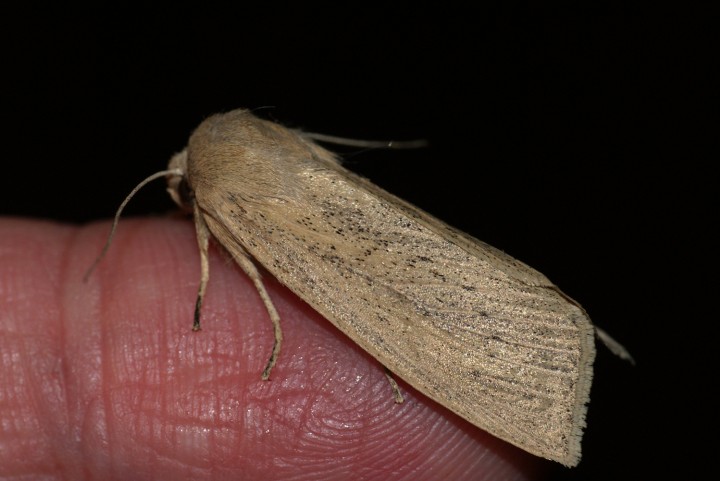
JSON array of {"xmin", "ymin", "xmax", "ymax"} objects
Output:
[{"xmin": 182, "ymin": 110, "xmax": 596, "ymax": 466}]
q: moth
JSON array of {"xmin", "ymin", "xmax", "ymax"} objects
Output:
[{"xmin": 90, "ymin": 108, "xmax": 630, "ymax": 467}]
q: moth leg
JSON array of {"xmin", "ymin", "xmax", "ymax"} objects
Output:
[
  {"xmin": 192, "ymin": 202, "xmax": 211, "ymax": 332},
  {"xmin": 383, "ymin": 367, "xmax": 404, "ymax": 404},
  {"xmin": 595, "ymin": 327, "xmax": 635, "ymax": 364},
  {"xmin": 226, "ymin": 249, "xmax": 283, "ymax": 381}
]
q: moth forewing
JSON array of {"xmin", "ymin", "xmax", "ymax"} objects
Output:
[{"xmin": 169, "ymin": 109, "xmax": 598, "ymax": 467}]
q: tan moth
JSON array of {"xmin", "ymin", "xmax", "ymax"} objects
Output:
[{"xmin": 90, "ymin": 108, "xmax": 631, "ymax": 467}]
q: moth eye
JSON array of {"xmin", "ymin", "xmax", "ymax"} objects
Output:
[{"xmin": 178, "ymin": 177, "xmax": 195, "ymax": 206}]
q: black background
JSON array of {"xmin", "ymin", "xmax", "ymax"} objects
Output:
[{"xmin": 2, "ymin": 5, "xmax": 710, "ymax": 480}]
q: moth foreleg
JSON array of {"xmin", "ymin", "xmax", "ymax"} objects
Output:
[{"xmin": 192, "ymin": 203, "xmax": 211, "ymax": 332}]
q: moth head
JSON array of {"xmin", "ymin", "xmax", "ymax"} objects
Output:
[{"xmin": 167, "ymin": 149, "xmax": 193, "ymax": 212}]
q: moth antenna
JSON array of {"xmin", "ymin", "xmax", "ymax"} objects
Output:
[
  {"xmin": 83, "ymin": 168, "xmax": 184, "ymax": 282},
  {"xmin": 302, "ymin": 132, "xmax": 428, "ymax": 149}
]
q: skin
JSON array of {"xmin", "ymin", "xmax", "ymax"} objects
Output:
[{"xmin": 0, "ymin": 217, "xmax": 548, "ymax": 481}]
